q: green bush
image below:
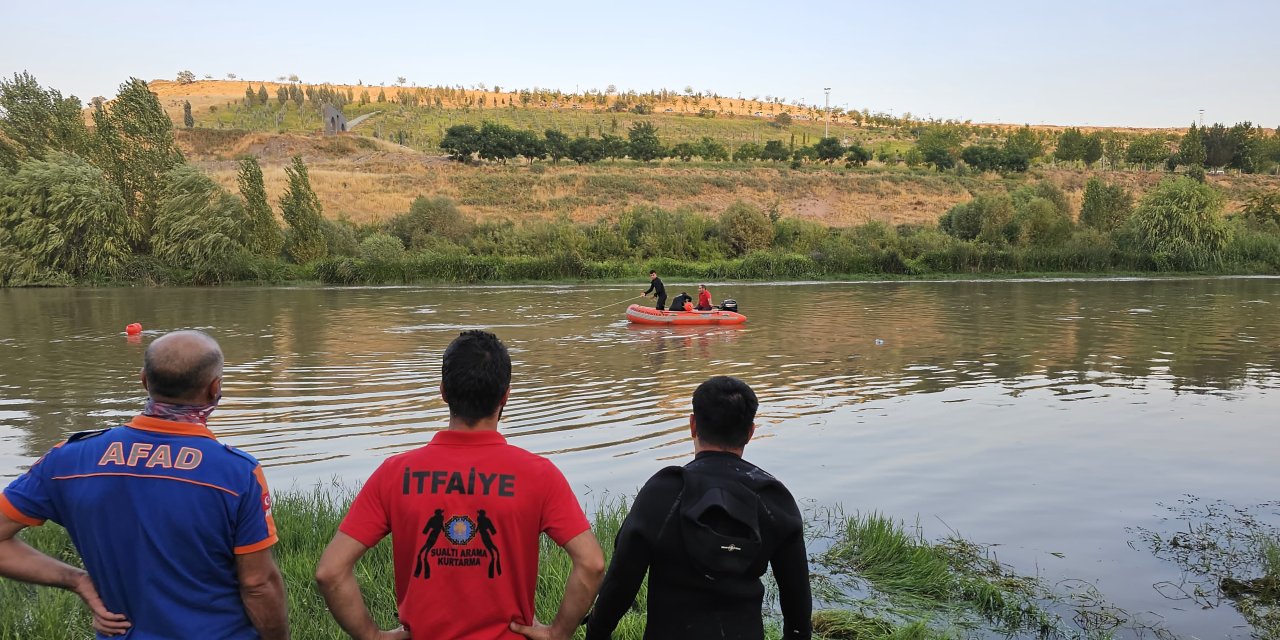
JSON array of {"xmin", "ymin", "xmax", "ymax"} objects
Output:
[
  {"xmin": 719, "ymin": 201, "xmax": 773, "ymax": 256},
  {"xmin": 390, "ymin": 195, "xmax": 472, "ymax": 248},
  {"xmin": 358, "ymin": 232, "xmax": 406, "ymax": 263},
  {"xmin": 1121, "ymin": 177, "xmax": 1231, "ymax": 269}
]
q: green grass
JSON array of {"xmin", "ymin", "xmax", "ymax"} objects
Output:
[{"xmin": 9, "ymin": 492, "xmax": 1277, "ymax": 639}]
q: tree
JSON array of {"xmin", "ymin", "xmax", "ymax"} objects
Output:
[
  {"xmin": 237, "ymin": 157, "xmax": 283, "ymax": 257},
  {"xmin": 1082, "ymin": 134, "xmax": 1104, "ymax": 167},
  {"xmin": 916, "ymin": 126, "xmax": 964, "ymax": 170},
  {"xmin": 760, "ymin": 140, "xmax": 790, "ymax": 162},
  {"xmin": 1177, "ymin": 123, "xmax": 1206, "ymax": 168},
  {"xmin": 176, "ymin": 70, "xmax": 196, "ymax": 85},
  {"xmin": 1103, "ymin": 134, "xmax": 1127, "ymax": 169},
  {"xmin": 773, "ymin": 112, "xmax": 792, "ymax": 127},
  {"xmin": 440, "ymin": 124, "xmax": 481, "ymax": 162},
  {"xmin": 0, "ymin": 153, "xmax": 133, "ymax": 284},
  {"xmin": 93, "ymin": 78, "xmax": 184, "ymax": 243},
  {"xmin": 0, "ymin": 71, "xmax": 90, "ymax": 158},
  {"xmin": 627, "ymin": 121, "xmax": 665, "ymax": 161},
  {"xmin": 845, "ymin": 144, "xmax": 871, "ymax": 167},
  {"xmin": 1054, "ymin": 128, "xmax": 1087, "ymax": 163},
  {"xmin": 511, "ymin": 129, "xmax": 545, "ymax": 164},
  {"xmin": 544, "ymin": 129, "xmax": 570, "ymax": 164},
  {"xmin": 1122, "ymin": 177, "xmax": 1230, "ymax": 268},
  {"xmin": 396, "ymin": 76, "xmax": 407, "ymax": 85},
  {"xmin": 257, "ymin": 85, "xmax": 269, "ymax": 106},
  {"xmin": 813, "ymin": 137, "xmax": 845, "ymax": 163},
  {"xmin": 568, "ymin": 137, "xmax": 606, "ymax": 164},
  {"xmin": 1079, "ymin": 178, "xmax": 1133, "ymax": 232},
  {"xmin": 961, "ymin": 145, "xmax": 1004, "ymax": 173},
  {"xmin": 1004, "ymin": 126, "xmax": 1043, "ymax": 164},
  {"xmin": 153, "ymin": 166, "xmax": 250, "ymax": 281},
  {"xmin": 719, "ymin": 201, "xmax": 773, "ymax": 255},
  {"xmin": 1125, "ymin": 134, "xmax": 1169, "ymax": 169},
  {"xmin": 279, "ymin": 156, "xmax": 327, "ymax": 264},
  {"xmin": 182, "ymin": 101, "xmax": 193, "ymax": 128},
  {"xmin": 733, "ymin": 142, "xmax": 761, "ymax": 162},
  {"xmin": 376, "ymin": 88, "xmax": 386, "ymax": 103},
  {"xmin": 697, "ymin": 137, "xmax": 729, "ymax": 161},
  {"xmin": 277, "ymin": 86, "xmax": 288, "ymax": 106},
  {"xmin": 671, "ymin": 142, "xmax": 698, "ymax": 162},
  {"xmin": 600, "ymin": 134, "xmax": 628, "ymax": 160}
]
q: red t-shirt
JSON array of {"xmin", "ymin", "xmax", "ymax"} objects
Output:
[
  {"xmin": 698, "ymin": 289, "xmax": 712, "ymax": 308},
  {"xmin": 340, "ymin": 430, "xmax": 591, "ymax": 639}
]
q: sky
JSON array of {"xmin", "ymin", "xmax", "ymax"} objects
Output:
[{"xmin": 3, "ymin": 0, "xmax": 1277, "ymax": 128}]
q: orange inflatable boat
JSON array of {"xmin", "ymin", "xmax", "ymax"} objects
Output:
[{"xmin": 625, "ymin": 304, "xmax": 747, "ymax": 326}]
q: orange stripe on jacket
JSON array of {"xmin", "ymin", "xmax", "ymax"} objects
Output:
[{"xmin": 52, "ymin": 472, "xmax": 239, "ymax": 497}]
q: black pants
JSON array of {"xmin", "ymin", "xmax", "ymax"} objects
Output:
[{"xmin": 655, "ymin": 296, "xmax": 666, "ymax": 311}]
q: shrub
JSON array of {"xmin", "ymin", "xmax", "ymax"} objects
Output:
[
  {"xmin": 359, "ymin": 233, "xmax": 407, "ymax": 263},
  {"xmin": 718, "ymin": 201, "xmax": 773, "ymax": 256},
  {"xmin": 1079, "ymin": 178, "xmax": 1133, "ymax": 232},
  {"xmin": 1121, "ymin": 177, "xmax": 1231, "ymax": 269},
  {"xmin": 390, "ymin": 196, "xmax": 472, "ymax": 248},
  {"xmin": 152, "ymin": 165, "xmax": 251, "ymax": 282}
]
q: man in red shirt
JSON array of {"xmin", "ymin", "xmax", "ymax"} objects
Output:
[
  {"xmin": 696, "ymin": 284, "xmax": 713, "ymax": 311},
  {"xmin": 316, "ymin": 330, "xmax": 604, "ymax": 640}
]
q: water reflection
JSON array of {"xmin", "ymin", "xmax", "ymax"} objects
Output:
[{"xmin": 0, "ymin": 279, "xmax": 1277, "ymax": 472}]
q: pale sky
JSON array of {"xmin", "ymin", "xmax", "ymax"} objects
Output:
[{"xmin": 3, "ymin": 0, "xmax": 1277, "ymax": 128}]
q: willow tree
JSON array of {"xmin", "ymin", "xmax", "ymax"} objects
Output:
[
  {"xmin": 91, "ymin": 78, "xmax": 184, "ymax": 244},
  {"xmin": 0, "ymin": 71, "xmax": 90, "ymax": 158},
  {"xmin": 0, "ymin": 153, "xmax": 133, "ymax": 284},
  {"xmin": 153, "ymin": 166, "xmax": 250, "ymax": 282},
  {"xmin": 237, "ymin": 157, "xmax": 283, "ymax": 257},
  {"xmin": 279, "ymin": 156, "xmax": 327, "ymax": 264}
]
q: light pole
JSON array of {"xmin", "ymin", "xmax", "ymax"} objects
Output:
[
  {"xmin": 823, "ymin": 87, "xmax": 832, "ymax": 138},
  {"xmin": 1198, "ymin": 109, "xmax": 1204, "ymax": 127}
]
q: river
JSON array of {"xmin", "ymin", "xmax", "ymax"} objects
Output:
[{"xmin": 1, "ymin": 278, "xmax": 1277, "ymax": 637}]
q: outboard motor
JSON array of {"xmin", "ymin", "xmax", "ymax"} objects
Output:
[{"xmin": 719, "ymin": 299, "xmax": 738, "ymax": 313}]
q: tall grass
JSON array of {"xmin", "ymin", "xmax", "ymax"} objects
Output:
[{"xmin": 2, "ymin": 490, "xmax": 1093, "ymax": 640}]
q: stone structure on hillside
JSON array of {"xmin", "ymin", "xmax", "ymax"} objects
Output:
[{"xmin": 322, "ymin": 104, "xmax": 347, "ymax": 135}]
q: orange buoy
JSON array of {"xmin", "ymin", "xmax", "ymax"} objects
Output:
[{"xmin": 125, "ymin": 323, "xmax": 142, "ymax": 335}]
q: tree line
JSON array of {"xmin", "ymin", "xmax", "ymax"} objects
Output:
[{"xmin": 0, "ymin": 72, "xmax": 332, "ymax": 285}]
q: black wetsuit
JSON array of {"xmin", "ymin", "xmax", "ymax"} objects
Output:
[
  {"xmin": 585, "ymin": 451, "xmax": 812, "ymax": 640},
  {"xmin": 669, "ymin": 293, "xmax": 693, "ymax": 311},
  {"xmin": 644, "ymin": 277, "xmax": 666, "ymax": 312}
]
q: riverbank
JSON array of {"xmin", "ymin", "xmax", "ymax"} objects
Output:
[{"xmin": 3, "ymin": 489, "xmax": 1275, "ymax": 639}]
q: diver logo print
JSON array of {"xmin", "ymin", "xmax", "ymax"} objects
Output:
[{"xmin": 413, "ymin": 509, "xmax": 502, "ymax": 579}]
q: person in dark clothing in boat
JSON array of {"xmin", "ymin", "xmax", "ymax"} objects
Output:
[
  {"xmin": 584, "ymin": 376, "xmax": 812, "ymax": 640},
  {"xmin": 642, "ymin": 271, "xmax": 666, "ymax": 312},
  {"xmin": 669, "ymin": 292, "xmax": 694, "ymax": 312}
]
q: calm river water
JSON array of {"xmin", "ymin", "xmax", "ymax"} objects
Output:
[{"xmin": 1, "ymin": 278, "xmax": 1278, "ymax": 637}]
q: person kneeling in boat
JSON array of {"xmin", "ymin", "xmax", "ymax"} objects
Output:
[
  {"xmin": 695, "ymin": 284, "xmax": 713, "ymax": 311},
  {"xmin": 669, "ymin": 292, "xmax": 695, "ymax": 312}
]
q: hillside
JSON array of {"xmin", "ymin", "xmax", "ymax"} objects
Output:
[{"xmin": 175, "ymin": 129, "xmax": 1279, "ymax": 228}]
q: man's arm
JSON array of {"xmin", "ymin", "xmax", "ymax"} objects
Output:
[
  {"xmin": 315, "ymin": 532, "xmax": 410, "ymax": 640},
  {"xmin": 0, "ymin": 513, "xmax": 131, "ymax": 636},
  {"xmin": 770, "ymin": 527, "xmax": 813, "ymax": 639},
  {"xmin": 510, "ymin": 530, "xmax": 605, "ymax": 640},
  {"xmin": 236, "ymin": 547, "xmax": 290, "ymax": 640}
]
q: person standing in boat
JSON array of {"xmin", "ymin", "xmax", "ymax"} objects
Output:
[
  {"xmin": 695, "ymin": 284, "xmax": 713, "ymax": 311},
  {"xmin": 669, "ymin": 292, "xmax": 694, "ymax": 312},
  {"xmin": 642, "ymin": 270, "xmax": 666, "ymax": 312}
]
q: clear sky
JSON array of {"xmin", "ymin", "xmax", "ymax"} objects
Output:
[{"xmin": 3, "ymin": 0, "xmax": 1276, "ymax": 128}]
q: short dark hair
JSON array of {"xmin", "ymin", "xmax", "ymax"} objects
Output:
[
  {"xmin": 692, "ymin": 376, "xmax": 758, "ymax": 448},
  {"xmin": 649, "ymin": 270, "xmax": 657, "ymax": 275},
  {"xmin": 143, "ymin": 334, "xmax": 223, "ymax": 401},
  {"xmin": 442, "ymin": 330, "xmax": 512, "ymax": 424}
]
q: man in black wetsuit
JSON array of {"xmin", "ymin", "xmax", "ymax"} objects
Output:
[
  {"xmin": 641, "ymin": 270, "xmax": 666, "ymax": 312},
  {"xmin": 668, "ymin": 292, "xmax": 694, "ymax": 312},
  {"xmin": 584, "ymin": 376, "xmax": 811, "ymax": 640}
]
